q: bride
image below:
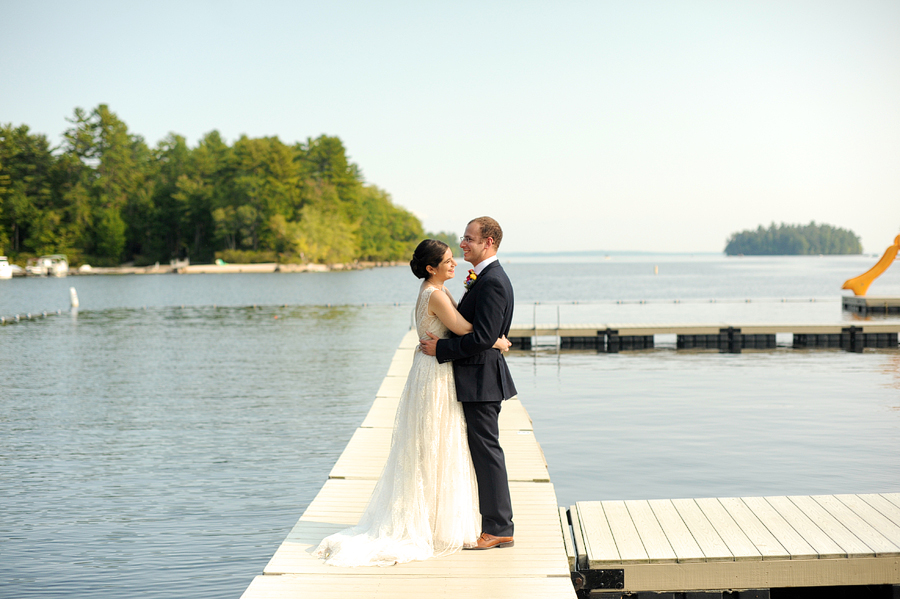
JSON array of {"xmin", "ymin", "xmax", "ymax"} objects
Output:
[{"xmin": 313, "ymin": 239, "xmax": 511, "ymax": 567}]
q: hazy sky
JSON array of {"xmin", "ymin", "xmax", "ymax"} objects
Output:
[{"xmin": 3, "ymin": 1, "xmax": 898, "ymax": 253}]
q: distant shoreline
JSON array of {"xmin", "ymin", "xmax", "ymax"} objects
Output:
[
  {"xmin": 504, "ymin": 250, "xmax": 722, "ymax": 258},
  {"xmin": 69, "ymin": 261, "xmax": 403, "ymax": 276}
]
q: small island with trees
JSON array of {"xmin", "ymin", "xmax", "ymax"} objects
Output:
[
  {"xmin": 1, "ymin": 104, "xmax": 450, "ymax": 270},
  {"xmin": 724, "ymin": 222, "xmax": 862, "ymax": 256}
]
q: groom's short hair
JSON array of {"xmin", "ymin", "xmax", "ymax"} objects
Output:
[{"xmin": 470, "ymin": 216, "xmax": 503, "ymax": 249}]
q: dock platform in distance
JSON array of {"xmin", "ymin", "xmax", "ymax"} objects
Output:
[
  {"xmin": 507, "ymin": 322, "xmax": 900, "ymax": 352},
  {"xmin": 843, "ymin": 295, "xmax": 900, "ymax": 316},
  {"xmin": 569, "ymin": 493, "xmax": 900, "ymax": 595},
  {"xmin": 241, "ymin": 329, "xmax": 576, "ymax": 599}
]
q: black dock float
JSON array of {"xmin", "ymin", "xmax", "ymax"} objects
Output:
[
  {"xmin": 559, "ymin": 333, "xmax": 604, "ymax": 350},
  {"xmin": 677, "ymin": 334, "xmax": 728, "ymax": 350},
  {"xmin": 793, "ymin": 333, "xmax": 844, "ymax": 349},
  {"xmin": 605, "ymin": 330, "xmax": 654, "ymax": 353},
  {"xmin": 507, "ymin": 322, "xmax": 900, "ymax": 354},
  {"xmin": 511, "ymin": 336, "xmax": 533, "ymax": 350}
]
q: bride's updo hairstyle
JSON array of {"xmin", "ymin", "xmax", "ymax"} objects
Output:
[{"xmin": 410, "ymin": 239, "xmax": 450, "ymax": 279}]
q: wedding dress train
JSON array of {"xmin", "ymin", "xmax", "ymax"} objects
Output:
[{"xmin": 313, "ymin": 286, "xmax": 480, "ymax": 566}]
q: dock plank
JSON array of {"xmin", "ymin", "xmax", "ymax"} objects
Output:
[
  {"xmin": 559, "ymin": 507, "xmax": 576, "ymax": 571},
  {"xmin": 624, "ymin": 500, "xmax": 677, "ymax": 563},
  {"xmin": 814, "ymin": 495, "xmax": 900, "ymax": 557},
  {"xmin": 603, "ymin": 500, "xmax": 649, "ymax": 564},
  {"xmin": 883, "ymin": 493, "xmax": 900, "ymax": 512},
  {"xmin": 375, "ymin": 375, "xmax": 407, "ymax": 398},
  {"xmin": 243, "ymin": 574, "xmax": 577, "ymax": 598},
  {"xmin": 765, "ymin": 495, "xmax": 846, "ymax": 558},
  {"xmin": 329, "ymin": 426, "xmax": 549, "ymax": 482},
  {"xmin": 739, "ymin": 496, "xmax": 817, "ymax": 559},
  {"xmin": 385, "ymin": 351, "xmax": 415, "ymax": 377},
  {"xmin": 672, "ymin": 498, "xmax": 733, "ymax": 561},
  {"xmin": 717, "ymin": 497, "xmax": 787, "ymax": 560},
  {"xmin": 569, "ymin": 505, "xmax": 588, "ymax": 570},
  {"xmin": 789, "ymin": 495, "xmax": 875, "ymax": 558},
  {"xmin": 576, "ymin": 502, "xmax": 621, "ymax": 566},
  {"xmin": 860, "ymin": 493, "xmax": 900, "ymax": 528},
  {"xmin": 362, "ymin": 397, "xmax": 533, "ymax": 431},
  {"xmin": 695, "ymin": 497, "xmax": 762, "ymax": 561},
  {"xmin": 647, "ymin": 499, "xmax": 706, "ymax": 563}
]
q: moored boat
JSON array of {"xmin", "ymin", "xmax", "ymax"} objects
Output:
[
  {"xmin": 45, "ymin": 254, "xmax": 69, "ymax": 277},
  {"xmin": 26, "ymin": 254, "xmax": 69, "ymax": 277}
]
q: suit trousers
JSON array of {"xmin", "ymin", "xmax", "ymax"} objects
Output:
[{"xmin": 462, "ymin": 401, "xmax": 514, "ymax": 537}]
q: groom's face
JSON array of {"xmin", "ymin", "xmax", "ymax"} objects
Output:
[{"xmin": 460, "ymin": 222, "xmax": 488, "ymax": 266}]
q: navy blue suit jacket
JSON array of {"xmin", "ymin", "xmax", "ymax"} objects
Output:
[{"xmin": 436, "ymin": 261, "xmax": 517, "ymax": 403}]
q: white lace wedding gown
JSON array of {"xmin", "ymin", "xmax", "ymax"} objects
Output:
[{"xmin": 313, "ymin": 285, "xmax": 480, "ymax": 566}]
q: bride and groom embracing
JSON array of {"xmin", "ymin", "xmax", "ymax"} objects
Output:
[{"xmin": 314, "ymin": 216, "xmax": 518, "ymax": 567}]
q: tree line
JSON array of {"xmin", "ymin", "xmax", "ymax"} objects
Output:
[
  {"xmin": 0, "ymin": 105, "xmax": 440, "ymax": 266},
  {"xmin": 724, "ymin": 222, "xmax": 862, "ymax": 255}
]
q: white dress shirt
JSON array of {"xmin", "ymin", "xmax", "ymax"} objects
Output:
[{"xmin": 473, "ymin": 255, "xmax": 498, "ymax": 276}]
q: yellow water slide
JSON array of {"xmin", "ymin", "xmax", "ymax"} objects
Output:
[{"xmin": 842, "ymin": 234, "xmax": 900, "ymax": 296}]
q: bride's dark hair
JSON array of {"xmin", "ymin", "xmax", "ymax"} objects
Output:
[{"xmin": 410, "ymin": 239, "xmax": 450, "ymax": 279}]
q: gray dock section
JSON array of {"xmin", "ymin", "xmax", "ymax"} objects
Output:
[
  {"xmin": 241, "ymin": 330, "xmax": 576, "ymax": 599},
  {"xmin": 570, "ymin": 494, "xmax": 900, "ymax": 594},
  {"xmin": 843, "ymin": 295, "xmax": 900, "ymax": 315},
  {"xmin": 508, "ymin": 321, "xmax": 900, "ymax": 352}
]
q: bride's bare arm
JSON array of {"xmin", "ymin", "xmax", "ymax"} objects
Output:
[
  {"xmin": 428, "ymin": 288, "xmax": 473, "ymax": 336},
  {"xmin": 428, "ymin": 290, "xmax": 512, "ymax": 352}
]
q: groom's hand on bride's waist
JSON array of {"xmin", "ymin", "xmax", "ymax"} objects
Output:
[{"xmin": 420, "ymin": 331, "xmax": 439, "ymax": 356}]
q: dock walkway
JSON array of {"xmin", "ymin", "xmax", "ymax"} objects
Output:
[{"xmin": 241, "ymin": 330, "xmax": 576, "ymax": 599}]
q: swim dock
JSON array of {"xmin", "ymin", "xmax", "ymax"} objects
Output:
[
  {"xmin": 242, "ymin": 330, "xmax": 900, "ymax": 598},
  {"xmin": 507, "ymin": 322, "xmax": 900, "ymax": 352},
  {"xmin": 568, "ymin": 494, "xmax": 900, "ymax": 596},
  {"xmin": 843, "ymin": 296, "xmax": 900, "ymax": 316}
]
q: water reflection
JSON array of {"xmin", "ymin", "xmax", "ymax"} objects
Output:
[{"xmin": 880, "ymin": 352, "xmax": 900, "ymax": 393}]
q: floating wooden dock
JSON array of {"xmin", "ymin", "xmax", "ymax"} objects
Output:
[
  {"xmin": 243, "ymin": 330, "xmax": 900, "ymax": 598},
  {"xmin": 567, "ymin": 494, "xmax": 900, "ymax": 596},
  {"xmin": 508, "ymin": 322, "xmax": 900, "ymax": 352},
  {"xmin": 241, "ymin": 329, "xmax": 576, "ymax": 599},
  {"xmin": 843, "ymin": 296, "xmax": 900, "ymax": 316}
]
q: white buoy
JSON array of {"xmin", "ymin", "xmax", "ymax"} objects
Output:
[
  {"xmin": 654, "ymin": 265, "xmax": 659, "ymax": 275},
  {"xmin": 70, "ymin": 287, "xmax": 79, "ymax": 309}
]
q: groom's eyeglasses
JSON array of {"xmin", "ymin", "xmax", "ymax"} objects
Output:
[{"xmin": 460, "ymin": 236, "xmax": 482, "ymax": 244}]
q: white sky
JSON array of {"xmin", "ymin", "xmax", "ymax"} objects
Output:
[{"xmin": 2, "ymin": 1, "xmax": 898, "ymax": 253}]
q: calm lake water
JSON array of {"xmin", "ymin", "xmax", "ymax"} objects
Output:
[{"xmin": 1, "ymin": 254, "xmax": 899, "ymax": 598}]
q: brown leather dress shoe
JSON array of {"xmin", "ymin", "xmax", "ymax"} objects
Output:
[{"xmin": 464, "ymin": 532, "xmax": 515, "ymax": 550}]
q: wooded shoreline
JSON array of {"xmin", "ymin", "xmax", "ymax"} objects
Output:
[
  {"xmin": 66, "ymin": 260, "xmax": 404, "ymax": 276},
  {"xmin": 1, "ymin": 105, "xmax": 428, "ymax": 268}
]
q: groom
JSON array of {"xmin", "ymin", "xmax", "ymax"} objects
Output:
[{"xmin": 421, "ymin": 216, "xmax": 517, "ymax": 549}]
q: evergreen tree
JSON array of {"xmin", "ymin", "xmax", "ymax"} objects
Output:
[{"xmin": 0, "ymin": 124, "xmax": 55, "ymax": 254}]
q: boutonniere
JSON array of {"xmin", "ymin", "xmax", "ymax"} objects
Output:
[{"xmin": 464, "ymin": 269, "xmax": 477, "ymax": 289}]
